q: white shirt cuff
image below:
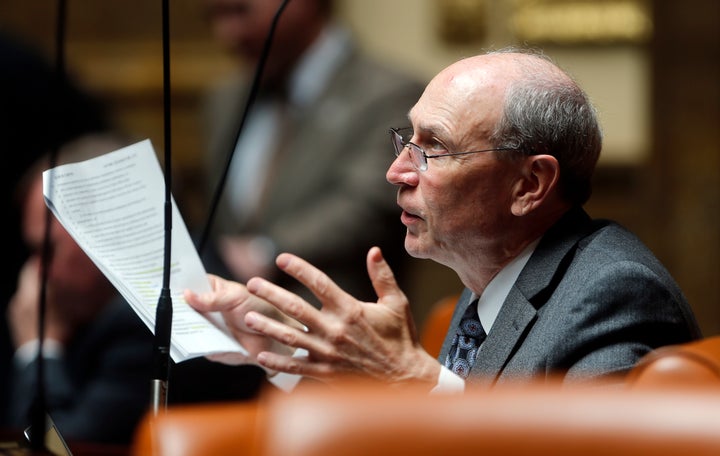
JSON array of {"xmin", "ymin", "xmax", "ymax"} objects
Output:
[
  {"xmin": 14, "ymin": 339, "xmax": 65, "ymax": 369},
  {"xmin": 430, "ymin": 365, "xmax": 465, "ymax": 394}
]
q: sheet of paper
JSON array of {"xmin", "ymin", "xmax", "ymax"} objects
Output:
[{"xmin": 42, "ymin": 139, "xmax": 247, "ymax": 362}]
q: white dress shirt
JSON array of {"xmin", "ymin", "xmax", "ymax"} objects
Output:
[
  {"xmin": 431, "ymin": 239, "xmax": 540, "ymax": 394},
  {"xmin": 225, "ymin": 24, "xmax": 351, "ymax": 223}
]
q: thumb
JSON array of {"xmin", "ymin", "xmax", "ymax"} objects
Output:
[{"xmin": 367, "ymin": 246, "xmax": 405, "ymax": 306}]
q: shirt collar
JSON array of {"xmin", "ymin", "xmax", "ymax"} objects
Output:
[
  {"xmin": 472, "ymin": 238, "xmax": 541, "ymax": 334},
  {"xmin": 286, "ymin": 23, "xmax": 352, "ymax": 108}
]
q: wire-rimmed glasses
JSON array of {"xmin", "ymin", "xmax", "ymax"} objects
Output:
[{"xmin": 389, "ymin": 127, "xmax": 519, "ymax": 171}]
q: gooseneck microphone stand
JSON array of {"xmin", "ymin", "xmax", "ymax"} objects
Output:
[
  {"xmin": 197, "ymin": 0, "xmax": 291, "ymax": 255},
  {"xmin": 151, "ymin": 0, "xmax": 173, "ymax": 415},
  {"xmin": 28, "ymin": 0, "xmax": 66, "ymax": 451},
  {"xmin": 152, "ymin": 0, "xmax": 291, "ymax": 413}
]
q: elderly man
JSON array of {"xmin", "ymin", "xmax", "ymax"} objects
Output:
[{"xmin": 185, "ymin": 48, "xmax": 701, "ymax": 392}]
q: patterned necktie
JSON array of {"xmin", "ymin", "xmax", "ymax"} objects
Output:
[{"xmin": 445, "ymin": 300, "xmax": 486, "ymax": 379}]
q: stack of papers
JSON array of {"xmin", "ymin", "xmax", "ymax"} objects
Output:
[{"xmin": 42, "ymin": 139, "xmax": 247, "ymax": 362}]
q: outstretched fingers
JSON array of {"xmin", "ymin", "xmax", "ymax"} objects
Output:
[
  {"xmin": 244, "ymin": 251, "xmax": 420, "ymax": 383},
  {"xmin": 255, "ymin": 349, "xmax": 337, "ymax": 379},
  {"xmin": 275, "ymin": 252, "xmax": 356, "ymax": 310},
  {"xmin": 183, "ymin": 274, "xmax": 251, "ymax": 313},
  {"xmin": 242, "ymin": 291, "xmax": 330, "ymax": 378},
  {"xmin": 246, "ymin": 273, "xmax": 323, "ymax": 331}
]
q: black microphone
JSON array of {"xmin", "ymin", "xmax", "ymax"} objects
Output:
[
  {"xmin": 153, "ymin": 0, "xmax": 292, "ymax": 413},
  {"xmin": 197, "ymin": 0, "xmax": 291, "ymax": 255},
  {"xmin": 27, "ymin": 0, "xmax": 67, "ymax": 452},
  {"xmin": 151, "ymin": 0, "xmax": 173, "ymax": 415}
]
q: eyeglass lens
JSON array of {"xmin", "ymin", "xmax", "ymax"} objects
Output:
[{"xmin": 392, "ymin": 128, "xmax": 426, "ymax": 170}]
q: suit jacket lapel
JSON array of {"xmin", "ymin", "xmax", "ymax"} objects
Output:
[
  {"xmin": 467, "ymin": 207, "xmax": 594, "ymax": 386},
  {"xmin": 469, "ymin": 287, "xmax": 537, "ymax": 387}
]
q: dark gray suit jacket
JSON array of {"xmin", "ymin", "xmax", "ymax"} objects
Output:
[{"xmin": 438, "ymin": 208, "xmax": 702, "ymax": 387}]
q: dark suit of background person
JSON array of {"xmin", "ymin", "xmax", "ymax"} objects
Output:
[
  {"xmin": 0, "ymin": 31, "xmax": 109, "ymax": 421},
  {"xmin": 199, "ymin": 0, "xmax": 425, "ymax": 307}
]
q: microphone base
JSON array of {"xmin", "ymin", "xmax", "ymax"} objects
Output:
[
  {"xmin": 150, "ymin": 379, "xmax": 168, "ymax": 416},
  {"xmin": 3, "ymin": 413, "xmax": 73, "ymax": 455}
]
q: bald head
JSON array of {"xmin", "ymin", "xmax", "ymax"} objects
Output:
[
  {"xmin": 412, "ymin": 49, "xmax": 602, "ymax": 206},
  {"xmin": 423, "ymin": 51, "xmax": 575, "ymax": 121},
  {"xmin": 409, "ymin": 56, "xmax": 500, "ymax": 149}
]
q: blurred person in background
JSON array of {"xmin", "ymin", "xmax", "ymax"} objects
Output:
[
  {"xmin": 198, "ymin": 0, "xmax": 425, "ymax": 307},
  {"xmin": 0, "ymin": 30, "xmax": 109, "ymax": 419},
  {"xmin": 3, "ymin": 133, "xmax": 269, "ymax": 444},
  {"xmin": 3, "ymin": 135, "xmax": 154, "ymax": 445}
]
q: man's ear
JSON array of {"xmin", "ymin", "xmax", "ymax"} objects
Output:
[{"xmin": 510, "ymin": 155, "xmax": 560, "ymax": 216}]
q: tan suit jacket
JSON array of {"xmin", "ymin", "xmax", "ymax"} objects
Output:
[{"xmin": 202, "ymin": 45, "xmax": 425, "ymax": 303}]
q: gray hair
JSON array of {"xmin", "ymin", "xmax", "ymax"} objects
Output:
[{"xmin": 489, "ymin": 48, "xmax": 602, "ymax": 206}]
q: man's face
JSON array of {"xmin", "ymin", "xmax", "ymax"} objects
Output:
[
  {"xmin": 23, "ymin": 177, "xmax": 109, "ymax": 322},
  {"xmin": 203, "ymin": 0, "xmax": 324, "ymax": 78},
  {"xmin": 386, "ymin": 57, "xmax": 521, "ymax": 269},
  {"xmin": 204, "ymin": 0, "xmax": 281, "ymax": 60}
]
